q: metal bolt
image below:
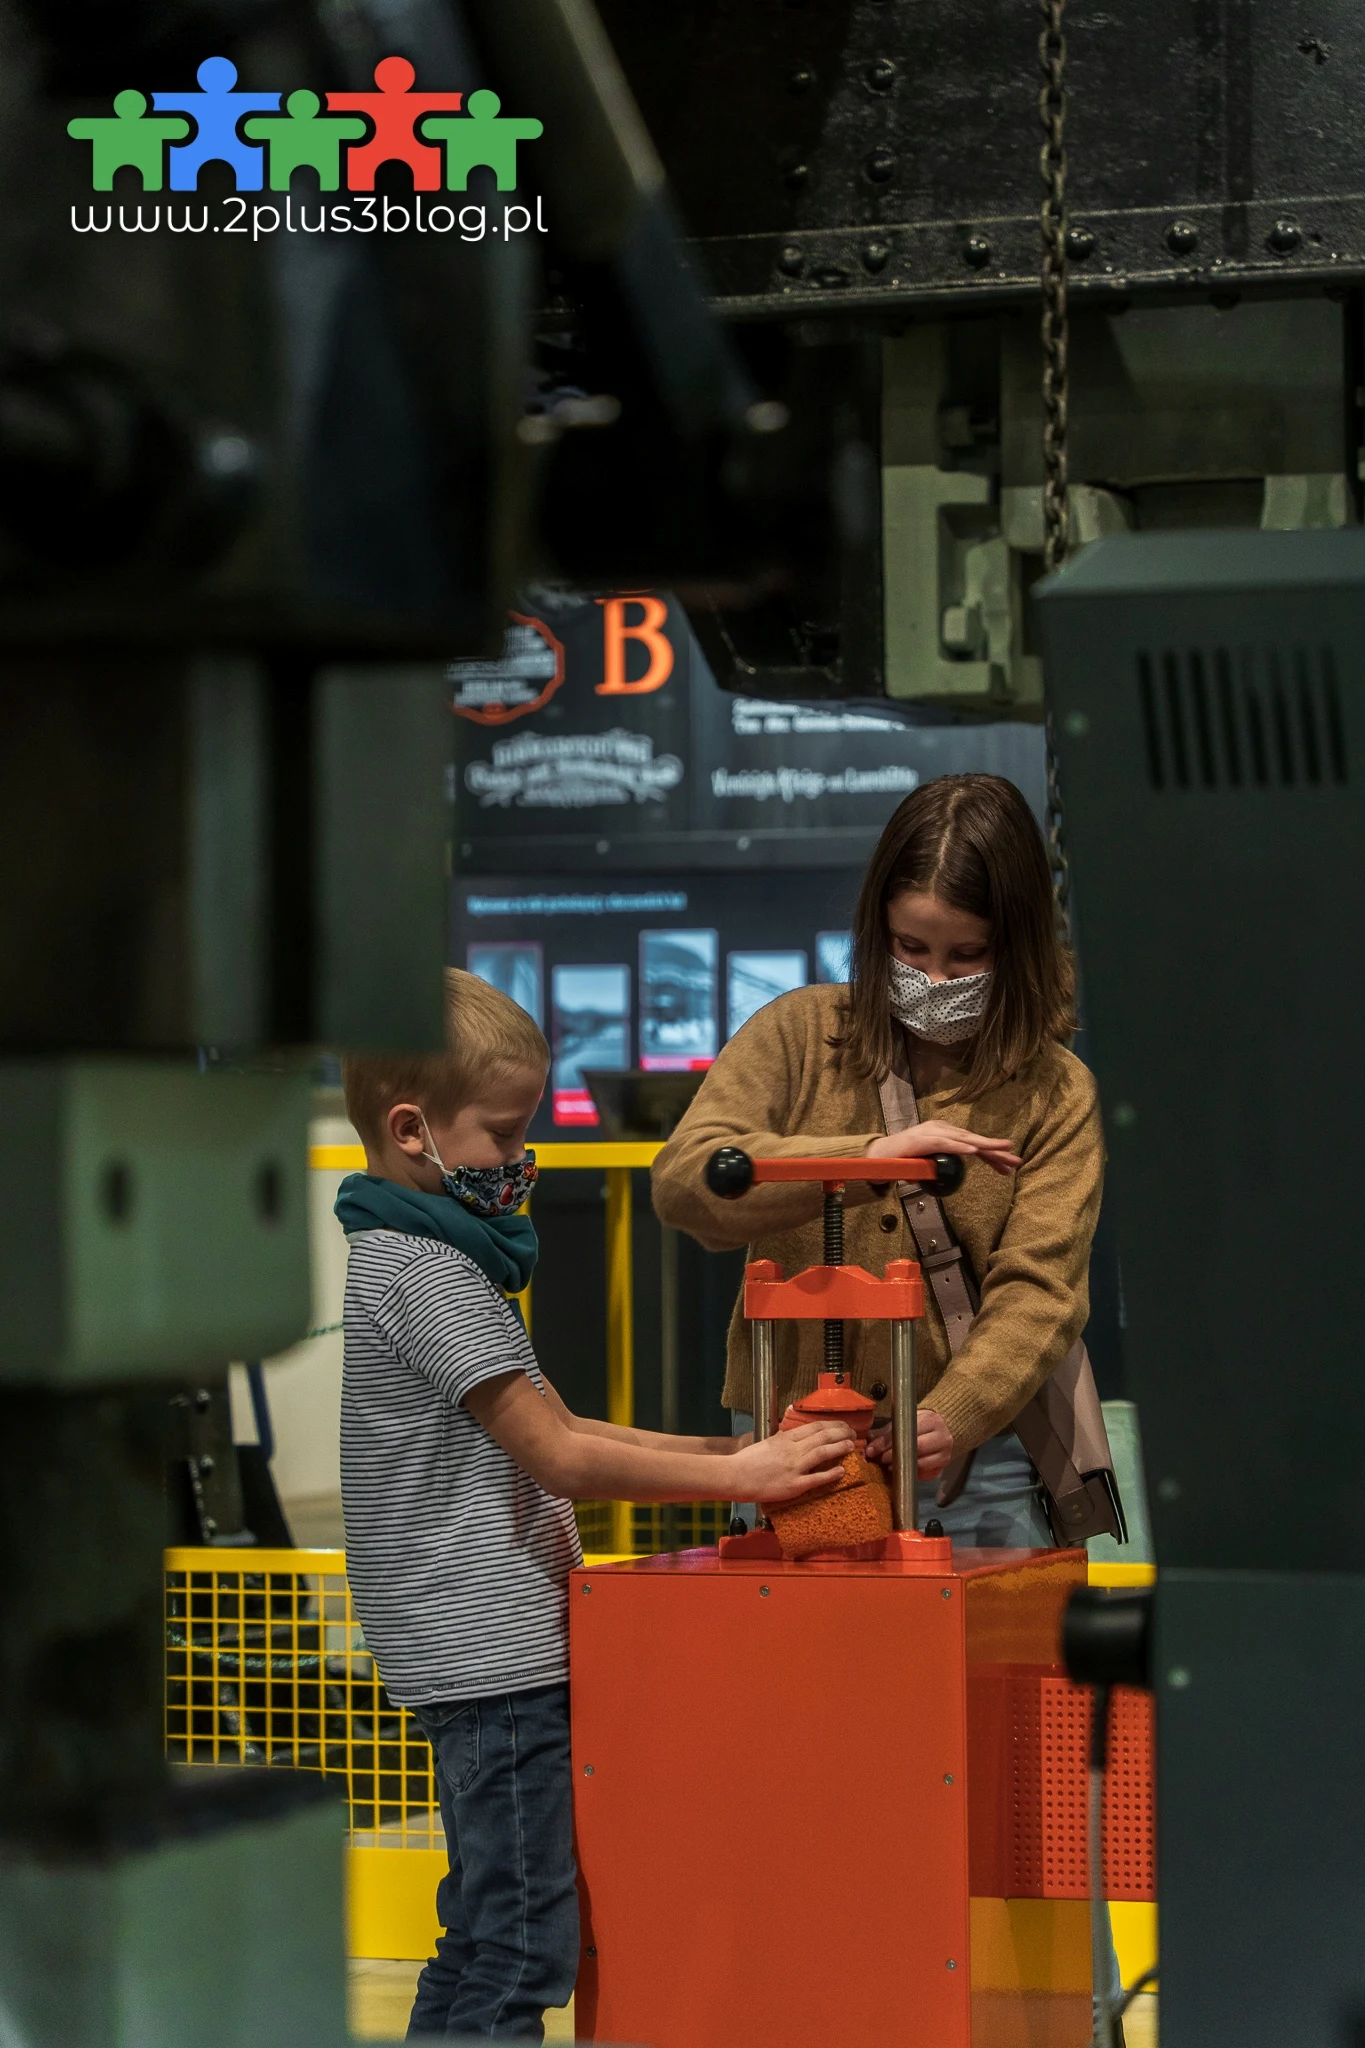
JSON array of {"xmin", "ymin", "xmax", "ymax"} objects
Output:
[
  {"xmin": 583, "ymin": 1764, "xmax": 595, "ymax": 1775},
  {"xmin": 581, "ymin": 1583, "xmax": 592, "ymax": 1594},
  {"xmin": 784, "ymin": 161, "xmax": 810, "ymax": 190},
  {"xmin": 777, "ymin": 244, "xmax": 805, "ymax": 277},
  {"xmin": 1113, "ymin": 1103, "xmax": 1137, "ymax": 1129},
  {"xmin": 946, "ymin": 1959, "xmax": 957, "ymax": 1970},
  {"xmin": 195, "ymin": 1389, "xmax": 212, "ymax": 1412},
  {"xmin": 1267, "ymin": 218, "xmax": 1302, "ymax": 254},
  {"xmin": 787, "ymin": 66, "xmax": 814, "ymax": 94},
  {"xmin": 1165, "ymin": 218, "xmax": 1199, "ymax": 256},
  {"xmin": 1063, "ymin": 710, "xmax": 1090, "ymax": 737},
  {"xmin": 944, "ymin": 1773, "xmax": 955, "ymax": 1785},
  {"xmin": 941, "ymin": 1588, "xmax": 952, "ymax": 1601},
  {"xmin": 866, "ymin": 56, "xmax": 897, "ymax": 90},
  {"xmin": 586, "ymin": 1946, "xmax": 597, "ymax": 1958},
  {"xmin": 759, "ymin": 1585, "xmax": 770, "ymax": 1597},
  {"xmin": 1168, "ymin": 1667, "xmax": 1192, "ymax": 1690},
  {"xmin": 1065, "ymin": 225, "xmax": 1096, "ymax": 260},
  {"xmin": 1158, "ymin": 1477, "xmax": 1181, "ymax": 1502},
  {"xmin": 199, "ymin": 1455, "xmax": 215, "ymax": 1476},
  {"xmin": 813, "ymin": 264, "xmax": 851, "ymax": 289},
  {"xmin": 962, "ymin": 234, "xmax": 991, "ymax": 269},
  {"xmin": 203, "ymin": 1516, "xmax": 217, "ymax": 1535},
  {"xmin": 862, "ymin": 241, "xmax": 891, "ymax": 273},
  {"xmin": 870, "ymin": 1380, "xmax": 888, "ymax": 1401},
  {"xmin": 864, "ymin": 148, "xmax": 896, "ymax": 184}
]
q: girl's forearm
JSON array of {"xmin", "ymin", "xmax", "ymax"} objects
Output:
[{"xmin": 552, "ymin": 1433, "xmax": 742, "ymax": 1502}]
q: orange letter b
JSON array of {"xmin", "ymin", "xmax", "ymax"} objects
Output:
[{"xmin": 595, "ymin": 596, "xmax": 675, "ymax": 695}]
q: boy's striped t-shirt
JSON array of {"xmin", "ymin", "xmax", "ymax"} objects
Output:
[{"xmin": 340, "ymin": 1228, "xmax": 582, "ymax": 1706}]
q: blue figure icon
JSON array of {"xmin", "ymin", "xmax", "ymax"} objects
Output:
[{"xmin": 153, "ymin": 56, "xmax": 280, "ymax": 192}]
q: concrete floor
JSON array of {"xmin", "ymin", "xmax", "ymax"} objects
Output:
[{"xmin": 347, "ymin": 1958, "xmax": 1155, "ymax": 2043}]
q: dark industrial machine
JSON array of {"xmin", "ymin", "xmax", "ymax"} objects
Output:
[{"xmin": 1040, "ymin": 527, "xmax": 1365, "ymax": 2048}]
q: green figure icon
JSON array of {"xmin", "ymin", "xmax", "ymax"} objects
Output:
[
  {"xmin": 67, "ymin": 90, "xmax": 190, "ymax": 191},
  {"xmin": 242, "ymin": 89, "xmax": 369, "ymax": 191},
  {"xmin": 421, "ymin": 89, "xmax": 543, "ymax": 192}
]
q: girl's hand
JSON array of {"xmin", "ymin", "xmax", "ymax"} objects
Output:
[
  {"xmin": 732, "ymin": 1421, "xmax": 852, "ymax": 1504},
  {"xmin": 865, "ymin": 1409, "xmax": 955, "ymax": 1479},
  {"xmin": 865, "ymin": 1119, "xmax": 1022, "ymax": 1177}
]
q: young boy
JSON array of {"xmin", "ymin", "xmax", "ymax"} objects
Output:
[{"xmin": 337, "ymin": 969, "xmax": 850, "ymax": 2042}]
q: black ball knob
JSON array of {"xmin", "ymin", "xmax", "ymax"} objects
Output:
[
  {"xmin": 931, "ymin": 1154, "xmax": 965, "ymax": 1197},
  {"xmin": 705, "ymin": 1146, "xmax": 754, "ymax": 1199}
]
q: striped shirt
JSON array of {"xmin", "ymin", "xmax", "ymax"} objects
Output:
[{"xmin": 340, "ymin": 1229, "xmax": 582, "ymax": 1705}]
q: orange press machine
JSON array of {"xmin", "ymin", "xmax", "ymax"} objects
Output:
[{"xmin": 570, "ymin": 1147, "xmax": 1154, "ymax": 2048}]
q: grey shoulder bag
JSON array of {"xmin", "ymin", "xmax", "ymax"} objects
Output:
[{"xmin": 877, "ymin": 1036, "xmax": 1126, "ymax": 1546}]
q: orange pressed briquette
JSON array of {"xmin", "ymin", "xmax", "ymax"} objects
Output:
[{"xmin": 767, "ymin": 1450, "xmax": 893, "ymax": 1559}]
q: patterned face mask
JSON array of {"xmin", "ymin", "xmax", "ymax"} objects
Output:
[
  {"xmin": 887, "ymin": 957, "xmax": 992, "ymax": 1043},
  {"xmin": 420, "ymin": 1115, "xmax": 538, "ymax": 1218}
]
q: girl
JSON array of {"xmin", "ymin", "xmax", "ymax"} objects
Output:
[{"xmin": 652, "ymin": 771, "xmax": 1115, "ymax": 1549}]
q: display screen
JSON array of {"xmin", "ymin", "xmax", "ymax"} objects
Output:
[{"xmin": 456, "ymin": 870, "xmax": 858, "ymax": 1134}]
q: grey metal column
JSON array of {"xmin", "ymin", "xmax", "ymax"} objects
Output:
[{"xmin": 891, "ymin": 1319, "xmax": 917, "ymax": 1533}]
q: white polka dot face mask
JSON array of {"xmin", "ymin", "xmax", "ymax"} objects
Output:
[{"xmin": 887, "ymin": 957, "xmax": 992, "ymax": 1043}]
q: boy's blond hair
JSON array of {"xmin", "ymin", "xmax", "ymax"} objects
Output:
[{"xmin": 342, "ymin": 968, "xmax": 549, "ymax": 1151}]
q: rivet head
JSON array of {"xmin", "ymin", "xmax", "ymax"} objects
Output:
[
  {"xmin": 777, "ymin": 244, "xmax": 805, "ymax": 277},
  {"xmin": 784, "ymin": 161, "xmax": 810, "ymax": 190},
  {"xmin": 1065, "ymin": 224, "xmax": 1096, "ymax": 260},
  {"xmin": 1168, "ymin": 1667, "xmax": 1192, "ymax": 1689},
  {"xmin": 759, "ymin": 1585, "xmax": 771, "ymax": 1597},
  {"xmin": 586, "ymin": 1946, "xmax": 597, "ymax": 1958},
  {"xmin": 813, "ymin": 264, "xmax": 851, "ymax": 289},
  {"xmin": 581, "ymin": 1582, "xmax": 593, "ymax": 1593},
  {"xmin": 866, "ymin": 56, "xmax": 897, "ymax": 90},
  {"xmin": 944, "ymin": 1772, "xmax": 955, "ymax": 1784},
  {"xmin": 583, "ymin": 1764, "xmax": 595, "ymax": 1775},
  {"xmin": 962, "ymin": 233, "xmax": 991, "ymax": 269},
  {"xmin": 864, "ymin": 148, "xmax": 896, "ymax": 184},
  {"xmin": 870, "ymin": 1380, "xmax": 888, "ymax": 1401},
  {"xmin": 1268, "ymin": 217, "xmax": 1302, "ymax": 254},
  {"xmin": 1165, "ymin": 217, "xmax": 1199, "ymax": 255},
  {"xmin": 862, "ymin": 240, "xmax": 891, "ymax": 273},
  {"xmin": 786, "ymin": 66, "xmax": 814, "ymax": 95},
  {"xmin": 941, "ymin": 1587, "xmax": 952, "ymax": 1600},
  {"xmin": 946, "ymin": 1958, "xmax": 957, "ymax": 1970}
]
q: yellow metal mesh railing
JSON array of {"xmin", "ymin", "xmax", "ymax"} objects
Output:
[
  {"xmin": 164, "ymin": 1516, "xmax": 731, "ymax": 1843},
  {"xmin": 164, "ymin": 1546, "xmax": 442, "ymax": 1850}
]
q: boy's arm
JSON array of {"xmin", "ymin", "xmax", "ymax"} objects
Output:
[
  {"xmin": 536, "ymin": 1373, "xmax": 742, "ymax": 1456},
  {"xmin": 464, "ymin": 1371, "xmax": 845, "ymax": 1504}
]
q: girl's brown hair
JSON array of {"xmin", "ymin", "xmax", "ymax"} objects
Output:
[{"xmin": 837, "ymin": 774, "xmax": 1075, "ymax": 1098}]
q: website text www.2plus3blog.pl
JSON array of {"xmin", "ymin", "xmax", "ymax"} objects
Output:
[{"xmin": 72, "ymin": 194, "xmax": 548, "ymax": 240}]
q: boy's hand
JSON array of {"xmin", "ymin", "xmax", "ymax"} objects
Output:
[
  {"xmin": 864, "ymin": 1119, "xmax": 1022, "ymax": 1177},
  {"xmin": 865, "ymin": 1409, "xmax": 955, "ymax": 1479},
  {"xmin": 733, "ymin": 1420, "xmax": 852, "ymax": 1504}
]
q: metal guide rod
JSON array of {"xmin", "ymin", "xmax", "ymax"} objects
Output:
[
  {"xmin": 751, "ymin": 1318, "xmax": 776, "ymax": 1532},
  {"xmin": 891, "ymin": 1319, "xmax": 918, "ymax": 1534}
]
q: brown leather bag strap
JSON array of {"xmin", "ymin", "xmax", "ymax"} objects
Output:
[{"xmin": 875, "ymin": 1028, "xmax": 1124, "ymax": 1542}]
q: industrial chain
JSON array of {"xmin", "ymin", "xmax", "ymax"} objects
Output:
[{"xmin": 1038, "ymin": 0, "xmax": 1074, "ymax": 945}]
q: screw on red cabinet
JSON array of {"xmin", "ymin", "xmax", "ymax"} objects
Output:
[{"xmin": 569, "ymin": 1545, "xmax": 1151, "ymax": 2048}]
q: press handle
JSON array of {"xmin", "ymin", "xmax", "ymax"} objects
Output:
[{"xmin": 705, "ymin": 1145, "xmax": 754, "ymax": 1198}]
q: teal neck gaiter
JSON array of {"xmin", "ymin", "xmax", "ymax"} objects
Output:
[{"xmin": 334, "ymin": 1173, "xmax": 538, "ymax": 1296}]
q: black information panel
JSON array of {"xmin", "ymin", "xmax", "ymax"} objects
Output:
[
  {"xmin": 450, "ymin": 589, "xmax": 1046, "ymax": 873},
  {"xmin": 453, "ymin": 868, "xmax": 863, "ymax": 1138}
]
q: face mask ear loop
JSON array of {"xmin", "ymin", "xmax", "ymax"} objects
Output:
[{"xmin": 417, "ymin": 1109, "xmax": 447, "ymax": 1174}]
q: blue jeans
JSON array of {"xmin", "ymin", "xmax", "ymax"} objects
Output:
[{"xmin": 407, "ymin": 1684, "xmax": 578, "ymax": 2040}]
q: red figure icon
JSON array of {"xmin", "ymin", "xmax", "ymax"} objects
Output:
[{"xmin": 326, "ymin": 56, "xmax": 462, "ymax": 192}]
